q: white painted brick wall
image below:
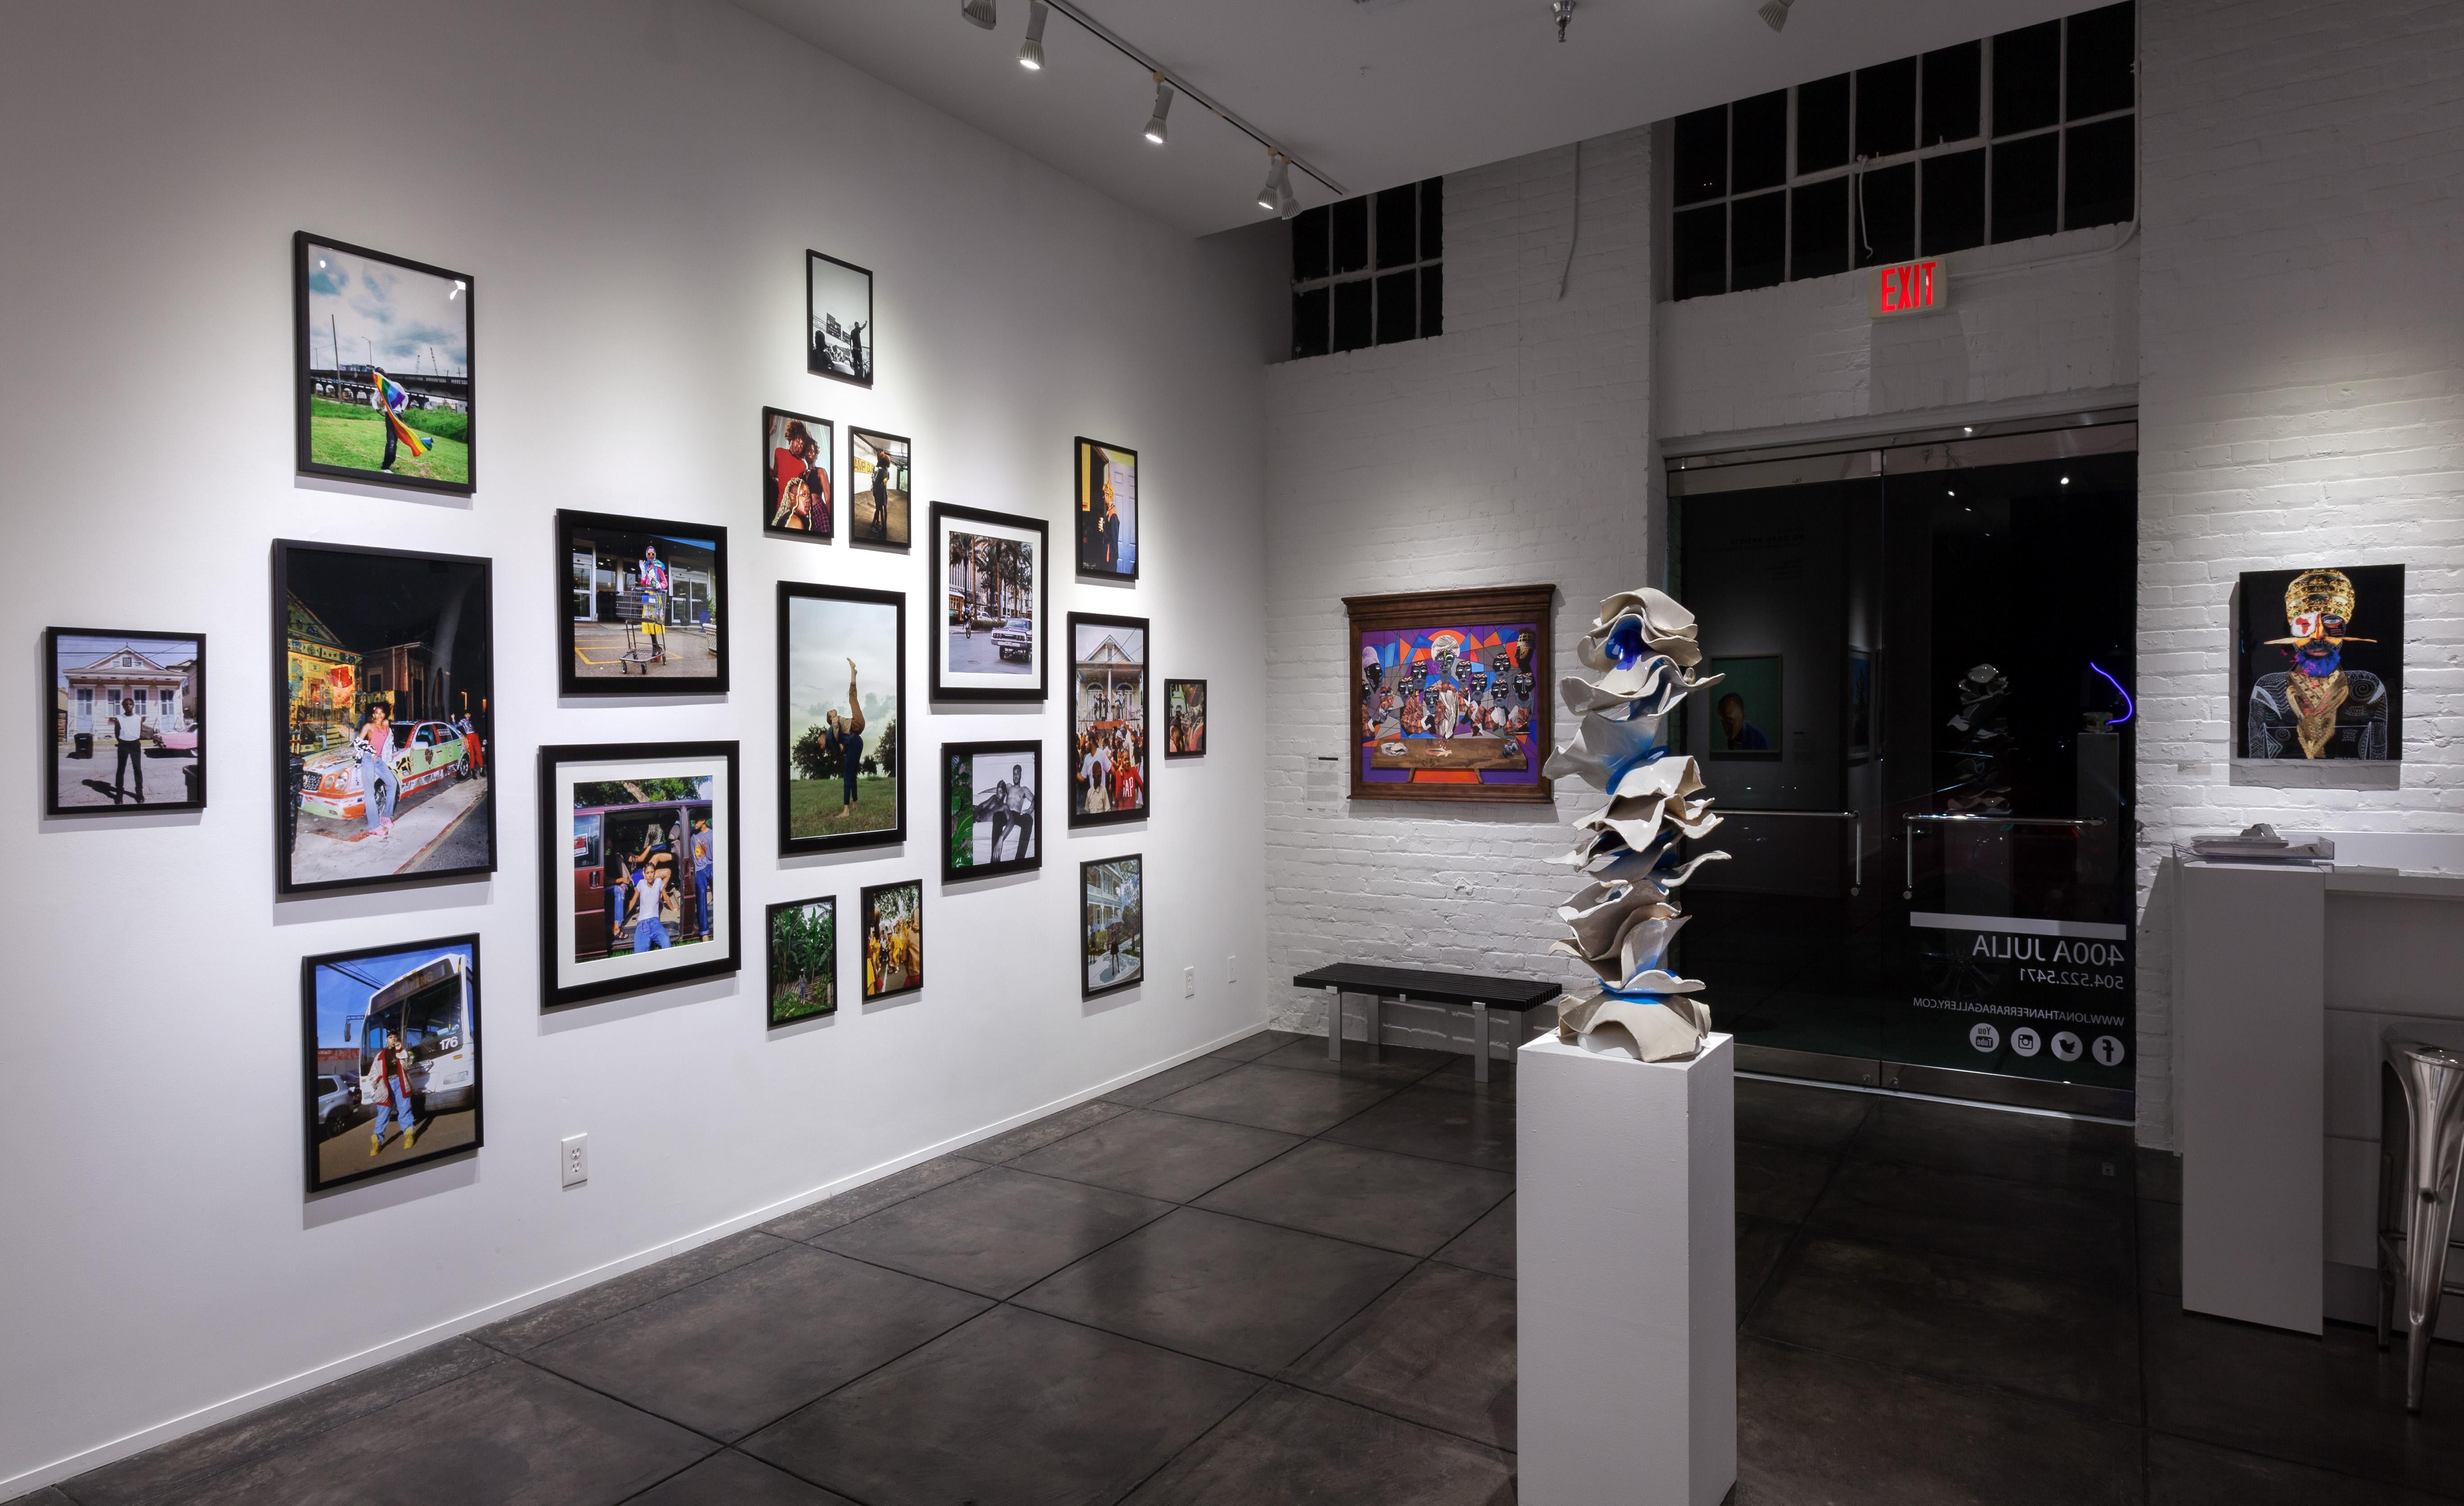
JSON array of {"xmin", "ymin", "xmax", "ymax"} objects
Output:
[
  {"xmin": 2134, "ymin": 0, "xmax": 2464, "ymax": 1147},
  {"xmin": 1262, "ymin": 129, "xmax": 1657, "ymax": 1051}
]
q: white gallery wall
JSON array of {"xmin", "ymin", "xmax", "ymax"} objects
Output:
[{"xmin": 0, "ymin": 0, "xmax": 1269, "ymax": 1488}]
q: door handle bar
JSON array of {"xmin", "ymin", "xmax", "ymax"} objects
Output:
[{"xmin": 1902, "ymin": 814, "xmax": 2107, "ymax": 897}]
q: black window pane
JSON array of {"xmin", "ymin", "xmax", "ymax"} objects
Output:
[
  {"xmin": 1922, "ymin": 147, "xmax": 1986, "ymax": 254},
  {"xmin": 2065, "ymin": 116, "xmax": 2134, "ymax": 228},
  {"xmin": 1733, "ymin": 91, "xmax": 1788, "ymax": 192},
  {"xmin": 1672, "ymin": 203, "xmax": 1726, "ymax": 301},
  {"xmin": 1419, "ymin": 263, "xmax": 1444, "ymax": 338},
  {"xmin": 1992, "ymin": 132, "xmax": 2059, "ymax": 241},
  {"xmin": 1854, "ymin": 161, "xmax": 1915, "ymax": 267},
  {"xmin": 1994, "ymin": 21, "xmax": 2061, "ymax": 136},
  {"xmin": 1331, "ymin": 278, "xmax": 1372, "ymax": 352},
  {"xmin": 2068, "ymin": 2, "xmax": 2135, "ymax": 119},
  {"xmin": 1790, "ymin": 177, "xmax": 1850, "ymax": 280},
  {"xmin": 1292, "ymin": 287, "xmax": 1330, "ymax": 360},
  {"xmin": 1374, "ymin": 269, "xmax": 1416, "ymax": 344},
  {"xmin": 1331, "ymin": 197, "xmax": 1369, "ymax": 276},
  {"xmin": 1419, "ymin": 177, "xmax": 1444, "ymax": 260},
  {"xmin": 1855, "ymin": 57, "xmax": 1916, "ymax": 160},
  {"xmin": 1922, "ymin": 41, "xmax": 1981, "ymax": 144},
  {"xmin": 1674, "ymin": 105, "xmax": 1728, "ymax": 205},
  {"xmin": 1375, "ymin": 186, "xmax": 1417, "ymax": 269},
  {"xmin": 1292, "ymin": 205, "xmax": 1330, "ymax": 283},
  {"xmin": 1798, "ymin": 73, "xmax": 1850, "ymax": 173},
  {"xmin": 1731, "ymin": 191, "xmax": 1785, "ymax": 291}
]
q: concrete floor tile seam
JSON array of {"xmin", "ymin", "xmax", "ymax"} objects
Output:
[
  {"xmin": 1189, "ymin": 1177, "xmax": 1518, "ymax": 1262},
  {"xmin": 1003, "ymin": 1125, "xmax": 1328, "ymax": 1211},
  {"xmin": 2140, "ymin": 1427, "xmax": 2464, "ymax": 1505},
  {"xmin": 502, "ymin": 1351, "xmax": 747, "ymax": 1453},
  {"xmin": 1787, "ymin": 1212, "xmax": 2145, "ymax": 1297},
  {"xmin": 1742, "ymin": 1328, "xmax": 2165, "ymax": 1441},
  {"xmin": 1104, "ymin": 1082, "xmax": 1399, "ymax": 1141},
  {"xmin": 770, "ymin": 1164, "xmax": 994, "ymax": 1249},
  {"xmin": 1091, "ymin": 1372, "xmax": 1283, "ymax": 1506},
  {"xmin": 469, "ymin": 1233, "xmax": 809, "ymax": 1359}
]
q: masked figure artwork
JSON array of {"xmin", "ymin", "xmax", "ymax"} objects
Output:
[
  {"xmin": 2248, "ymin": 568, "xmax": 2388, "ymax": 760},
  {"xmin": 1540, "ymin": 589, "xmax": 1729, "ymax": 1062}
]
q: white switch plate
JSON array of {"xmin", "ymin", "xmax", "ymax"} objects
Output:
[
  {"xmin": 561, "ymin": 1133, "xmax": 589, "ymax": 1187},
  {"xmin": 1226, "ymin": 955, "xmax": 1239, "ymax": 983},
  {"xmin": 1183, "ymin": 966, "xmax": 1196, "ymax": 997}
]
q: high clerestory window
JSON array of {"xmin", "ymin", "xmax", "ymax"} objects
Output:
[
  {"xmin": 1290, "ymin": 178, "xmax": 1444, "ymax": 359},
  {"xmin": 1669, "ymin": 0, "xmax": 2135, "ymax": 301}
]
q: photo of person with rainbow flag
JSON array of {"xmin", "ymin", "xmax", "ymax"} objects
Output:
[{"xmin": 294, "ymin": 233, "xmax": 475, "ymax": 495}]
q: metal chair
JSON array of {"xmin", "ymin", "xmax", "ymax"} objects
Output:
[{"xmin": 2376, "ymin": 1036, "xmax": 2464, "ymax": 1410}]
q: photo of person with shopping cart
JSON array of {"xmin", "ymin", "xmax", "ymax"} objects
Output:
[{"xmin": 557, "ymin": 510, "xmax": 731, "ymax": 696}]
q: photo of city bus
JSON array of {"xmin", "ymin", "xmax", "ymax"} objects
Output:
[{"xmin": 302, "ymin": 935, "xmax": 483, "ymax": 1193}]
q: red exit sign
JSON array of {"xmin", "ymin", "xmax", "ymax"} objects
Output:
[{"xmin": 1871, "ymin": 258, "xmax": 1948, "ymax": 318}]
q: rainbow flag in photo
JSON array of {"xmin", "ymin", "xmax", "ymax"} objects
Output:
[{"xmin": 371, "ymin": 371, "xmax": 431, "ymax": 459}]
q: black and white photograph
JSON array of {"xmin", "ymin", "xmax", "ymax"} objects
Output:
[
  {"xmin": 943, "ymin": 740, "xmax": 1041, "ymax": 881},
  {"xmin": 1080, "ymin": 854, "xmax": 1143, "ymax": 999},
  {"xmin": 295, "ymin": 233, "xmax": 474, "ymax": 495},
  {"xmin": 931, "ymin": 502, "xmax": 1047, "ymax": 701},
  {"xmin": 46, "ymin": 628, "xmax": 206, "ymax": 815},
  {"xmin": 303, "ymin": 935, "xmax": 482, "ymax": 1194},
  {"xmin": 560, "ymin": 510, "xmax": 729, "ymax": 695},
  {"xmin": 806, "ymin": 250, "xmax": 873, "ymax": 386},
  {"xmin": 540, "ymin": 741, "xmax": 742, "ymax": 1009},
  {"xmin": 274, "ymin": 541, "xmax": 495, "ymax": 896}
]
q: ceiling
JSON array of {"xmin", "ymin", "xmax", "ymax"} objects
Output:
[{"xmin": 735, "ymin": 0, "xmax": 2090, "ymax": 237}]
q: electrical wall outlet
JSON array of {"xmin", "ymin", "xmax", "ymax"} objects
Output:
[
  {"xmin": 1226, "ymin": 954, "xmax": 1239, "ymax": 984},
  {"xmin": 1183, "ymin": 966, "xmax": 1196, "ymax": 997},
  {"xmin": 560, "ymin": 1133, "xmax": 589, "ymax": 1188}
]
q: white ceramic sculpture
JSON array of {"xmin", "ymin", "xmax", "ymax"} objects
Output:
[{"xmin": 1541, "ymin": 588, "xmax": 1728, "ymax": 1062}]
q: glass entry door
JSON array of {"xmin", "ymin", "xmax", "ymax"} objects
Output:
[{"xmin": 1669, "ymin": 421, "xmax": 2137, "ymax": 1116}]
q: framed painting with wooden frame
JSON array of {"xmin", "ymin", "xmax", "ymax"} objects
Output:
[{"xmin": 1345, "ymin": 585, "xmax": 1554, "ymax": 805}]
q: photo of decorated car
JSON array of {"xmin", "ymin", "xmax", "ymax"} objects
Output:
[{"xmin": 297, "ymin": 720, "xmax": 479, "ymax": 820}]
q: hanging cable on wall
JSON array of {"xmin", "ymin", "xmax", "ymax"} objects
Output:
[{"xmin": 1558, "ymin": 139, "xmax": 1583, "ymax": 299}]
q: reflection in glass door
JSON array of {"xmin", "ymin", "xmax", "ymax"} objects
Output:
[{"xmin": 1669, "ymin": 424, "xmax": 2137, "ymax": 1115}]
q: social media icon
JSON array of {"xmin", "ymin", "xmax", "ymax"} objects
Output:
[
  {"xmin": 2011, "ymin": 1027, "xmax": 2041, "ymax": 1057},
  {"xmin": 2052, "ymin": 1031, "xmax": 2084, "ymax": 1062},
  {"xmin": 1968, "ymin": 1023, "xmax": 2001, "ymax": 1053},
  {"xmin": 2092, "ymin": 1035, "xmax": 2126, "ymax": 1067}
]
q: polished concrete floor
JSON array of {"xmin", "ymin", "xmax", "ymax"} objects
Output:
[{"xmin": 25, "ymin": 1029, "xmax": 2464, "ymax": 1505}]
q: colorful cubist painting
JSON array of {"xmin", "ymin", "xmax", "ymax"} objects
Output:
[{"xmin": 1354, "ymin": 617, "xmax": 1545, "ymax": 793}]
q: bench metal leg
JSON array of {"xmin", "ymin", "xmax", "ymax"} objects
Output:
[
  {"xmin": 1473, "ymin": 1001, "xmax": 1490, "ymax": 1082},
  {"xmin": 1325, "ymin": 985, "xmax": 1341, "ymax": 1061}
]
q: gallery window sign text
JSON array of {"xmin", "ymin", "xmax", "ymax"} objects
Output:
[
  {"xmin": 1290, "ymin": 177, "xmax": 1443, "ymax": 360},
  {"xmin": 1667, "ymin": 0, "xmax": 2136, "ymax": 302}
]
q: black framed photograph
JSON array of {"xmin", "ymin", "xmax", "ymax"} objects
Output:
[
  {"xmin": 539, "ymin": 741, "xmax": 742, "ymax": 1009},
  {"xmin": 1080, "ymin": 854, "xmax": 1143, "ymax": 999},
  {"xmin": 303, "ymin": 934, "xmax": 482, "ymax": 1193},
  {"xmin": 558, "ymin": 509, "xmax": 729, "ymax": 695},
  {"xmin": 767, "ymin": 895, "xmax": 838, "ymax": 1027},
  {"xmin": 930, "ymin": 502, "xmax": 1048, "ymax": 701},
  {"xmin": 2236, "ymin": 564, "xmax": 2405, "ymax": 761},
  {"xmin": 294, "ymin": 233, "xmax": 474, "ymax": 496},
  {"xmin": 1075, "ymin": 437, "xmax": 1138, "ymax": 580},
  {"xmin": 943, "ymin": 740, "xmax": 1041, "ymax": 881},
  {"xmin": 779, "ymin": 582, "xmax": 905, "ymax": 856},
  {"xmin": 806, "ymin": 250, "xmax": 874, "ymax": 387},
  {"xmin": 849, "ymin": 428, "xmax": 912, "ymax": 548},
  {"xmin": 860, "ymin": 880, "xmax": 923, "ymax": 1001},
  {"xmin": 46, "ymin": 628, "xmax": 207, "ymax": 815},
  {"xmin": 763, "ymin": 406, "xmax": 833, "ymax": 540},
  {"xmin": 1068, "ymin": 612, "xmax": 1148, "ymax": 827},
  {"xmin": 273, "ymin": 541, "xmax": 495, "ymax": 896},
  {"xmin": 1164, "ymin": 678, "xmax": 1206, "ymax": 758}
]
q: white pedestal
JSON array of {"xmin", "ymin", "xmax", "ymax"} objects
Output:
[{"xmin": 1517, "ymin": 1031, "xmax": 1735, "ymax": 1506}]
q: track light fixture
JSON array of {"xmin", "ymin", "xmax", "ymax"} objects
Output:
[
  {"xmin": 1142, "ymin": 75, "xmax": 1172, "ymax": 144},
  {"xmin": 1257, "ymin": 153, "xmax": 1281, "ymax": 213},
  {"xmin": 1553, "ymin": 0, "xmax": 1575, "ymax": 43},
  {"xmin": 1275, "ymin": 159, "xmax": 1299, "ymax": 219},
  {"xmin": 961, "ymin": 0, "xmax": 996, "ymax": 30},
  {"xmin": 1018, "ymin": 1, "xmax": 1047, "ymax": 68},
  {"xmin": 1757, "ymin": 0, "xmax": 1793, "ymax": 32}
]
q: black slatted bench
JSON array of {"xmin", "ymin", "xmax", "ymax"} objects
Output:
[{"xmin": 1292, "ymin": 963, "xmax": 1563, "ymax": 1083}]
